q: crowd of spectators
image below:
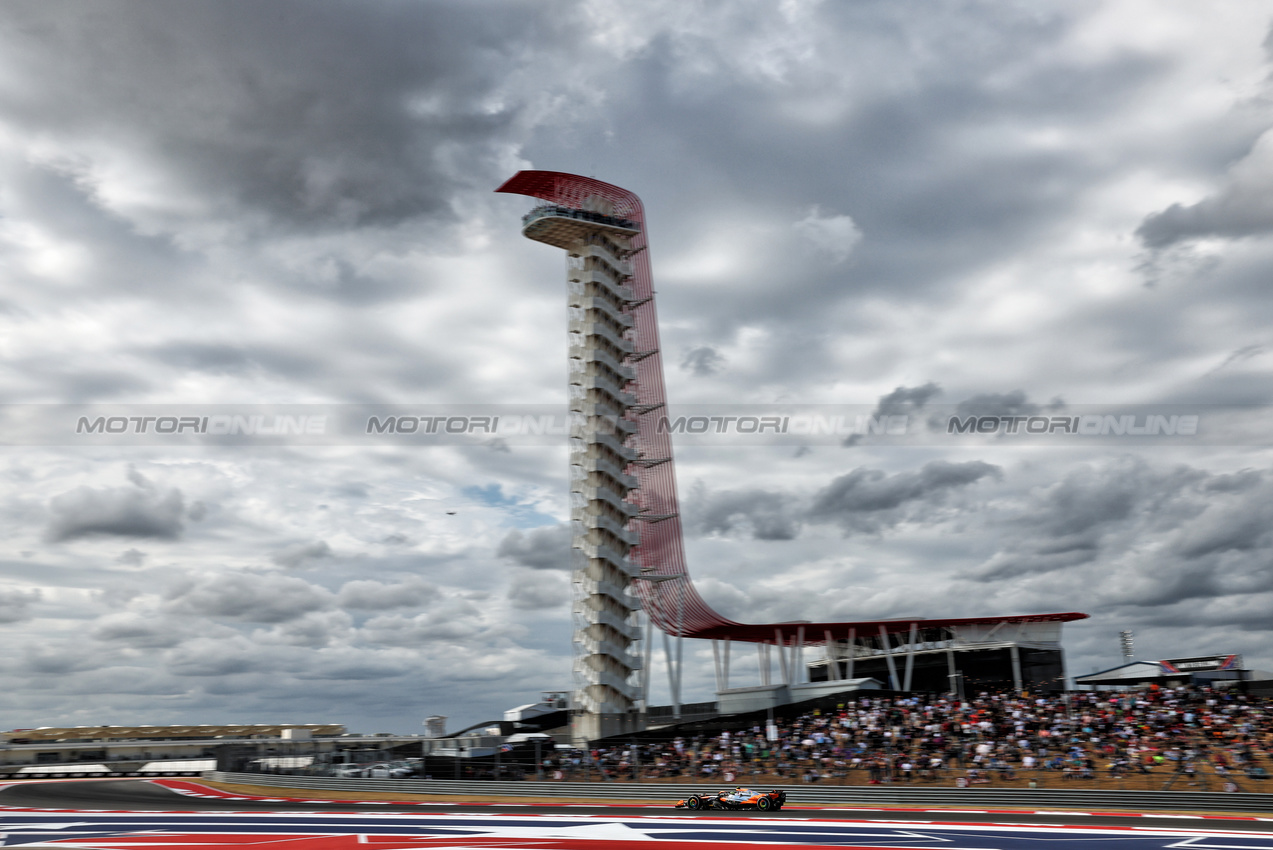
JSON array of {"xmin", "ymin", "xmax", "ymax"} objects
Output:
[{"xmin": 549, "ymin": 686, "xmax": 1272, "ymax": 788}]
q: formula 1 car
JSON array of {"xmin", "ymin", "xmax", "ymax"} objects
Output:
[{"xmin": 674, "ymin": 787, "xmax": 787, "ymax": 811}]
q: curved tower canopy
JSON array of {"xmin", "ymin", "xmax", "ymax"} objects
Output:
[{"xmin": 497, "ymin": 171, "xmax": 1088, "ymax": 737}]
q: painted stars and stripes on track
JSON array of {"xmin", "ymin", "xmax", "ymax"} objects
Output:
[{"xmin": 2, "ymin": 809, "xmax": 1273, "ymax": 849}]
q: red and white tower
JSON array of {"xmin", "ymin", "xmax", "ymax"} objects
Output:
[
  {"xmin": 498, "ymin": 173, "xmax": 650, "ymax": 741},
  {"xmin": 498, "ymin": 171, "xmax": 745, "ymax": 740}
]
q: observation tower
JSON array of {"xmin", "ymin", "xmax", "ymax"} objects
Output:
[
  {"xmin": 497, "ymin": 171, "xmax": 701, "ymax": 741},
  {"xmin": 498, "ymin": 171, "xmax": 1088, "ymax": 743}
]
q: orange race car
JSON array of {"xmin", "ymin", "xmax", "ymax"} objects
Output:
[{"xmin": 674, "ymin": 787, "xmax": 787, "ymax": 811}]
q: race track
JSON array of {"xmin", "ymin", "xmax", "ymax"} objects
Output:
[{"xmin": 0, "ymin": 779, "xmax": 1270, "ymax": 848}]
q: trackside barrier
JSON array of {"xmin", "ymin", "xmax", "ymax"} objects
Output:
[{"xmin": 204, "ymin": 772, "xmax": 1273, "ymax": 813}]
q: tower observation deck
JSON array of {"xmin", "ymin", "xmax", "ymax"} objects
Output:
[{"xmin": 497, "ymin": 171, "xmax": 1088, "ymax": 741}]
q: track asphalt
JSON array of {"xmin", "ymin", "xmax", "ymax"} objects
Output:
[{"xmin": 0, "ymin": 778, "xmax": 1270, "ymax": 848}]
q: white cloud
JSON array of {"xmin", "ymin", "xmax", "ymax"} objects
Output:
[{"xmin": 792, "ymin": 206, "xmax": 862, "ymax": 264}]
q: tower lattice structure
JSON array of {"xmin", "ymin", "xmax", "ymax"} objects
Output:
[{"xmin": 498, "ymin": 174, "xmax": 652, "ymax": 741}]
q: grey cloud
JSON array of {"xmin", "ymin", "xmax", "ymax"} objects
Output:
[
  {"xmin": 967, "ymin": 547, "xmax": 1096, "ymax": 585},
  {"xmin": 1137, "ymin": 201, "xmax": 1273, "ymax": 248},
  {"xmin": 809, "ymin": 460, "xmax": 1001, "ymax": 533},
  {"xmin": 845, "ymin": 383, "xmax": 943, "ymax": 447},
  {"xmin": 875, "ymin": 382, "xmax": 941, "ymax": 417},
  {"xmin": 1136, "ymin": 131, "xmax": 1273, "ymax": 248},
  {"xmin": 1111, "ymin": 544, "xmax": 1273, "ymax": 611},
  {"xmin": 334, "ymin": 482, "xmax": 370, "ymax": 499},
  {"xmin": 0, "ymin": 1, "xmax": 545, "ymax": 235},
  {"xmin": 1209, "ymin": 344, "xmax": 1265, "ymax": 375},
  {"xmin": 144, "ymin": 342, "xmax": 323, "ymax": 380},
  {"xmin": 497, "ymin": 525, "xmax": 570, "ymax": 570},
  {"xmin": 582, "ymin": 5, "xmax": 1171, "ymax": 353},
  {"xmin": 272, "ymin": 540, "xmax": 334, "ymax": 569},
  {"xmin": 54, "ymin": 370, "xmax": 152, "ymax": 402},
  {"xmin": 508, "ymin": 570, "xmax": 569, "ymax": 611},
  {"xmin": 691, "ymin": 488, "xmax": 801, "ymax": 541},
  {"xmin": 45, "ymin": 476, "xmax": 186, "ymax": 542},
  {"xmin": 163, "ymin": 572, "xmax": 334, "ymax": 623},
  {"xmin": 292, "ymin": 649, "xmax": 412, "ymax": 681},
  {"xmin": 1026, "ymin": 467, "xmax": 1141, "ymax": 539},
  {"xmin": 253, "ymin": 611, "xmax": 354, "ymax": 648},
  {"xmin": 967, "ymin": 460, "xmax": 1273, "ymax": 606},
  {"xmin": 968, "ymin": 459, "xmax": 1187, "ymax": 581},
  {"xmin": 360, "ymin": 600, "xmax": 494, "ymax": 645},
  {"xmin": 0, "ymin": 587, "xmax": 41, "ymax": 624},
  {"xmin": 691, "ymin": 459, "xmax": 999, "ymax": 541},
  {"xmin": 91, "ymin": 613, "xmax": 197, "ymax": 649},
  {"xmin": 116, "ymin": 549, "xmax": 146, "ymax": 565},
  {"xmin": 1203, "ymin": 469, "xmax": 1263, "ymax": 493},
  {"xmin": 681, "ymin": 346, "xmax": 725, "ymax": 377},
  {"xmin": 43, "ymin": 666, "xmax": 186, "ymax": 698},
  {"xmin": 792, "ymin": 206, "xmax": 862, "ymax": 263},
  {"xmin": 1145, "ymin": 593, "xmax": 1273, "ymax": 631},
  {"xmin": 954, "ymin": 390, "xmax": 1044, "ymax": 418},
  {"xmin": 337, "ymin": 577, "xmax": 437, "ymax": 610},
  {"xmin": 164, "ymin": 638, "xmax": 268, "ymax": 677},
  {"xmin": 1174, "ymin": 500, "xmax": 1273, "ymax": 559},
  {"xmin": 23, "ymin": 644, "xmax": 96, "ymax": 675}
]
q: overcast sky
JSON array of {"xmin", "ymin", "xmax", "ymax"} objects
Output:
[{"xmin": 2, "ymin": 0, "xmax": 1273, "ymax": 734}]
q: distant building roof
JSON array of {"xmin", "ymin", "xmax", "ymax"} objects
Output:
[
  {"xmin": 695, "ymin": 612, "xmax": 1089, "ymax": 644},
  {"xmin": 1074, "ymin": 661, "xmax": 1166, "ymax": 686},
  {"xmin": 1, "ymin": 723, "xmax": 344, "ymax": 743}
]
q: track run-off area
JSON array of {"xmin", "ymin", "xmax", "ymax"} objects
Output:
[{"xmin": 0, "ymin": 779, "xmax": 1271, "ymax": 848}]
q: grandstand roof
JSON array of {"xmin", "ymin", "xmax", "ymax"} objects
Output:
[
  {"xmin": 693, "ymin": 612, "xmax": 1089, "ymax": 645},
  {"xmin": 1, "ymin": 723, "xmax": 345, "ymax": 743}
]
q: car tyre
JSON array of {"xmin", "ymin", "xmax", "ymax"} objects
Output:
[
  {"xmin": 757, "ymin": 797, "xmax": 773, "ymax": 811},
  {"xmin": 686, "ymin": 796, "xmax": 702, "ymax": 810}
]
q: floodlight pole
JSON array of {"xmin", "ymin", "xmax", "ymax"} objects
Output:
[{"xmin": 1119, "ymin": 630, "xmax": 1135, "ymax": 661}]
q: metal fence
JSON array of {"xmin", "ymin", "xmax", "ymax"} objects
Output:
[{"xmin": 204, "ymin": 771, "xmax": 1273, "ymax": 813}]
